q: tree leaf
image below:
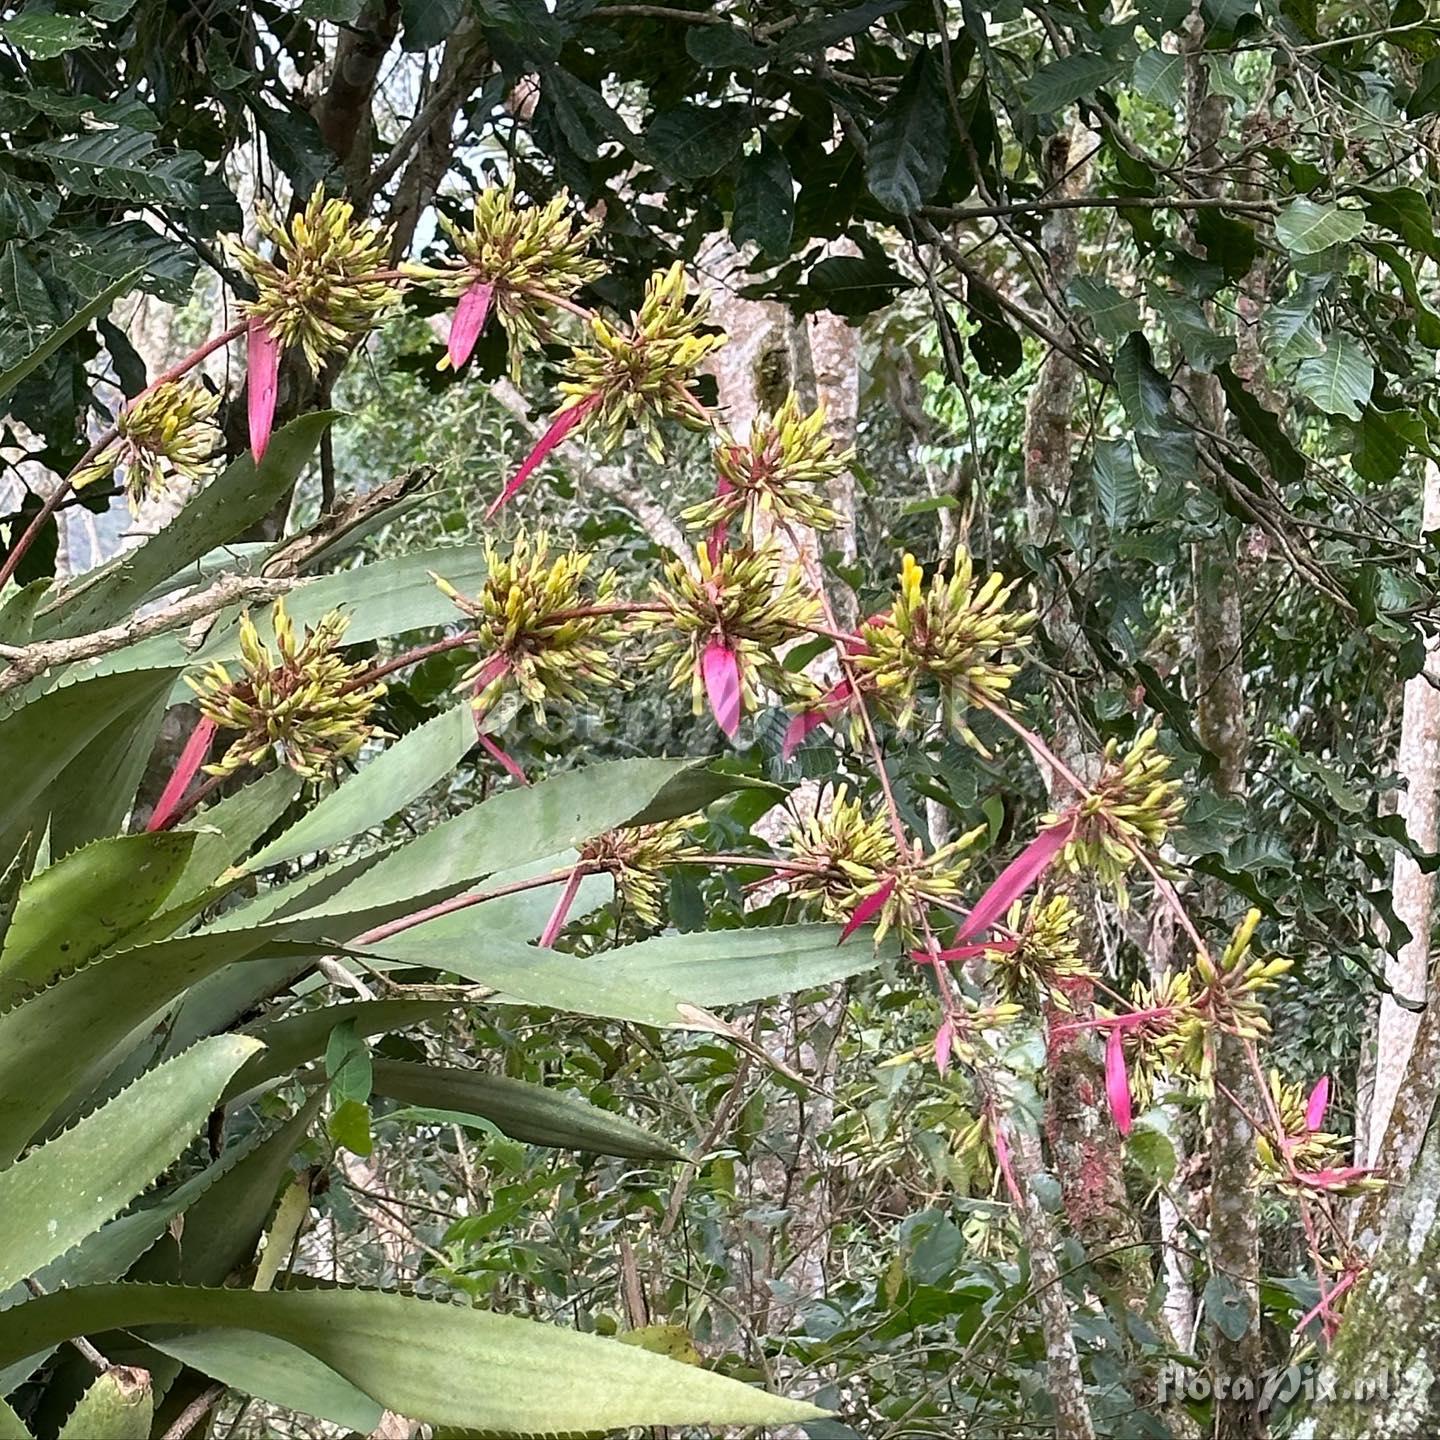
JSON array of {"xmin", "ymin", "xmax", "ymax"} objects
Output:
[
  {"xmin": 1215, "ymin": 365, "xmax": 1306, "ymax": 485},
  {"xmin": 0, "ymin": 1286, "xmax": 830, "ymax": 1432},
  {"xmin": 0, "ymin": 13, "xmax": 97, "ymax": 59},
  {"xmin": 1133, "ymin": 47, "xmax": 1182, "ymax": 107},
  {"xmin": 170, "ymin": 767, "xmax": 304, "ymax": 905},
  {"xmin": 25, "ymin": 129, "xmax": 201, "ymax": 207},
  {"xmin": 1295, "ymin": 333, "xmax": 1374, "ymax": 420},
  {"xmin": 0, "ymin": 1398, "xmax": 27, "ymax": 1440},
  {"xmin": 1274, "ymin": 198, "xmax": 1365, "ymax": 255},
  {"xmin": 1093, "ymin": 438, "xmax": 1141, "ymax": 529},
  {"xmin": 1113, "ymin": 333, "xmax": 1171, "ymax": 434},
  {"xmin": 228, "ymin": 1000, "xmax": 457, "ymax": 1100},
  {"xmin": 0, "ymin": 832, "xmax": 195, "ymax": 1006},
  {"xmin": 0, "ymin": 1036, "xmax": 261, "ymax": 1294},
  {"xmin": 1022, "ymin": 52, "xmax": 1123, "ymax": 112},
  {"xmin": 686, "ymin": 24, "xmax": 767, "ymax": 69},
  {"xmin": 295, "ymin": 758, "xmax": 714, "ymax": 923},
  {"xmin": 1067, "ymin": 275, "xmax": 1141, "ymax": 342},
  {"xmin": 0, "ymin": 925, "xmax": 319, "ymax": 1163},
  {"xmin": 249, "ymin": 703, "xmax": 475, "ymax": 869},
  {"xmin": 0, "ymin": 669, "xmax": 178, "ymax": 858},
  {"xmin": 866, "ymin": 49, "xmax": 950, "ymax": 214},
  {"xmin": 1357, "ymin": 184, "xmax": 1440, "ymax": 261},
  {"xmin": 0, "ymin": 267, "xmax": 141, "ymax": 400},
  {"xmin": 731, "ymin": 140, "xmax": 794, "ymax": 257},
  {"xmin": 371, "ymin": 1061, "xmax": 685, "ymax": 1160},
  {"xmin": 360, "ymin": 929, "xmax": 688, "ymax": 1026},
  {"xmin": 1152, "ymin": 289, "xmax": 1236, "ymax": 373},
  {"xmin": 1260, "ymin": 278, "xmax": 1326, "ymax": 361},
  {"xmin": 646, "ymin": 104, "xmax": 749, "ymax": 179}
]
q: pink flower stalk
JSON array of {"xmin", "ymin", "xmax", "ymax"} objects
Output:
[
  {"xmin": 912, "ymin": 939, "xmax": 1016, "ymax": 966},
  {"xmin": 1295, "ymin": 1269, "xmax": 1358, "ymax": 1342},
  {"xmin": 957, "ymin": 820, "xmax": 1075, "ymax": 943},
  {"xmin": 147, "ymin": 716, "xmax": 218, "ymax": 832},
  {"xmin": 701, "ymin": 636, "xmax": 743, "ymax": 737},
  {"xmin": 476, "ymin": 729, "xmax": 527, "ymax": 785},
  {"xmin": 707, "ymin": 476, "xmax": 734, "ymax": 567},
  {"xmin": 486, "ymin": 393, "xmax": 600, "ymax": 519},
  {"xmin": 1305, "ymin": 1075, "xmax": 1331, "ymax": 1132},
  {"xmin": 247, "ymin": 322, "xmax": 281, "ymax": 461},
  {"xmin": 991, "ymin": 1114, "xmax": 1023, "ymax": 1207},
  {"xmin": 781, "ymin": 680, "xmax": 854, "ymax": 760},
  {"xmin": 447, "ymin": 281, "xmax": 495, "ymax": 370},
  {"xmin": 839, "ymin": 875, "xmax": 896, "ymax": 944},
  {"xmin": 934, "ymin": 1018, "xmax": 957, "ymax": 1077},
  {"xmin": 1105, "ymin": 1028, "xmax": 1133, "ymax": 1136},
  {"xmin": 471, "ymin": 666, "xmax": 528, "ymax": 784},
  {"xmin": 538, "ymin": 866, "xmax": 586, "ymax": 949}
]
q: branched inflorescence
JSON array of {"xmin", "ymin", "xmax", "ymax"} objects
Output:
[
  {"xmin": 1051, "ymin": 727, "xmax": 1185, "ymax": 905},
  {"xmin": 111, "ymin": 174, "xmax": 1357, "ymax": 1335},
  {"xmin": 229, "ymin": 183, "xmax": 399, "ymax": 372},
  {"xmin": 187, "ymin": 598, "xmax": 384, "ymax": 778},
  {"xmin": 435, "ymin": 527, "xmax": 623, "ymax": 719},
  {"xmin": 73, "ymin": 379, "xmax": 221, "ymax": 510}
]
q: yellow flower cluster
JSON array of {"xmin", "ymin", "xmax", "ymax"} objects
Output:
[
  {"xmin": 433, "ymin": 183, "xmax": 603, "ymax": 375},
  {"xmin": 580, "ymin": 821, "xmax": 700, "ymax": 927},
  {"xmin": 73, "ymin": 379, "xmax": 220, "ymax": 511},
  {"xmin": 188, "ymin": 598, "xmax": 384, "ymax": 778},
  {"xmin": 436, "ymin": 528, "xmax": 623, "ymax": 719},
  {"xmin": 784, "ymin": 786, "xmax": 984, "ymax": 946},
  {"xmin": 682, "ymin": 392, "xmax": 849, "ymax": 535},
  {"xmin": 987, "ymin": 893, "xmax": 1095, "ymax": 1008},
  {"xmin": 229, "ymin": 184, "xmax": 399, "ymax": 370},
  {"xmin": 642, "ymin": 541, "xmax": 818, "ymax": 725},
  {"xmin": 855, "ymin": 551, "xmax": 1033, "ymax": 748},
  {"xmin": 1053, "ymin": 727, "xmax": 1184, "ymax": 904},
  {"xmin": 558, "ymin": 263, "xmax": 726, "ymax": 460}
]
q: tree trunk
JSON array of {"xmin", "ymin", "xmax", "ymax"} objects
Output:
[
  {"xmin": 1295, "ymin": 1098, "xmax": 1440, "ymax": 1439},
  {"xmin": 1183, "ymin": 23, "xmax": 1265, "ymax": 1438},
  {"xmin": 1366, "ymin": 461, "xmax": 1440, "ymax": 1167},
  {"xmin": 1021, "ymin": 126, "xmax": 1155, "ymax": 1310}
]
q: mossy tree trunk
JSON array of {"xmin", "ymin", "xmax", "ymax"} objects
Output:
[{"xmin": 1297, "ymin": 1103, "xmax": 1440, "ymax": 1438}]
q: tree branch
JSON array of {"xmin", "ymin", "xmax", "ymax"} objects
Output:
[{"xmin": 0, "ymin": 574, "xmax": 292, "ymax": 692}]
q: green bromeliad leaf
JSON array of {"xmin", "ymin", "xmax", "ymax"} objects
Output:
[
  {"xmin": 55, "ymin": 1368, "xmax": 152, "ymax": 1440},
  {"xmin": 0, "ymin": 1036, "xmax": 261, "ymax": 1294},
  {"xmin": 0, "ymin": 831, "xmax": 195, "ymax": 1005},
  {"xmin": 247, "ymin": 701, "xmax": 475, "ymax": 868},
  {"xmin": 370, "ymin": 1060, "xmax": 686, "ymax": 1160},
  {"xmin": 0, "ymin": 1286, "xmax": 830, "ymax": 1432}
]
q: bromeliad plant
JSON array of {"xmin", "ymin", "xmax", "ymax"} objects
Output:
[{"xmin": 0, "ymin": 176, "xmax": 1375, "ymax": 1437}]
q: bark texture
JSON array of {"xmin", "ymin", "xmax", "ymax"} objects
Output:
[
  {"xmin": 1183, "ymin": 25, "xmax": 1265, "ymax": 1439},
  {"xmin": 1296, "ymin": 1100, "xmax": 1440, "ymax": 1439},
  {"xmin": 1367, "ymin": 462, "xmax": 1440, "ymax": 1167},
  {"xmin": 1021, "ymin": 129, "xmax": 1154, "ymax": 1306}
]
